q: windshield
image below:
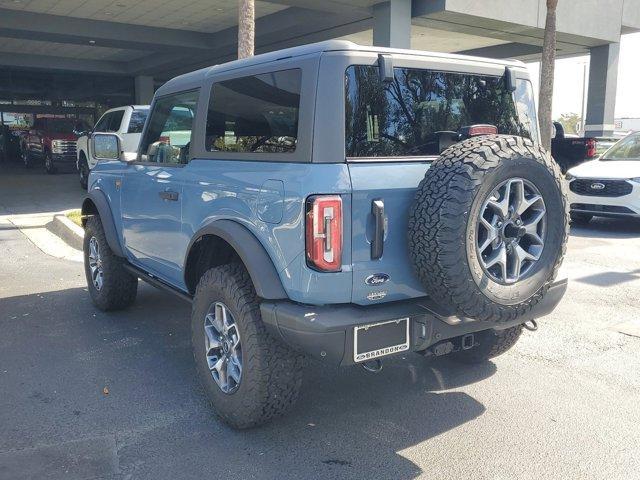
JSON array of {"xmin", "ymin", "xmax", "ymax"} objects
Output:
[
  {"xmin": 345, "ymin": 66, "xmax": 537, "ymax": 158},
  {"xmin": 601, "ymin": 132, "xmax": 640, "ymax": 161},
  {"xmin": 46, "ymin": 118, "xmax": 79, "ymax": 133}
]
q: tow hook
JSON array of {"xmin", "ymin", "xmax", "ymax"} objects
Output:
[
  {"xmin": 523, "ymin": 319, "xmax": 538, "ymax": 332},
  {"xmin": 361, "ymin": 359, "xmax": 383, "ymax": 373},
  {"xmin": 461, "ymin": 333, "xmax": 475, "ymax": 350}
]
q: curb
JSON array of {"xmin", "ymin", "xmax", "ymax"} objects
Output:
[{"xmin": 47, "ymin": 212, "xmax": 84, "ymax": 251}]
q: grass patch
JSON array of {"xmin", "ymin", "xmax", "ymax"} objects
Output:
[{"xmin": 66, "ymin": 209, "xmax": 83, "ymax": 227}]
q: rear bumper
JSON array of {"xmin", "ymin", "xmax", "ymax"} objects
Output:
[{"xmin": 261, "ymin": 277, "xmax": 568, "ymax": 367}]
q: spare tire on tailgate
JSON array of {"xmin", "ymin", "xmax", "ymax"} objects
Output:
[{"xmin": 408, "ymin": 135, "xmax": 568, "ymax": 322}]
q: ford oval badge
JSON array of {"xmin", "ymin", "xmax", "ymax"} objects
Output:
[
  {"xmin": 365, "ymin": 273, "xmax": 390, "ymax": 286},
  {"xmin": 590, "ymin": 182, "xmax": 605, "ymax": 190}
]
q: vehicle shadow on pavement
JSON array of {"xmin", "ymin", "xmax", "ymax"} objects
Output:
[
  {"xmin": 570, "ymin": 217, "xmax": 640, "ymax": 239},
  {"xmin": 0, "ymin": 285, "xmax": 492, "ymax": 480}
]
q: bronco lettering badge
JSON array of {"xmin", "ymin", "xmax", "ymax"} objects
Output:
[{"xmin": 365, "ymin": 273, "xmax": 390, "ymax": 285}]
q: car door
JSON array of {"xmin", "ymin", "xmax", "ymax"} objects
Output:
[{"xmin": 120, "ymin": 90, "xmax": 198, "ymax": 287}]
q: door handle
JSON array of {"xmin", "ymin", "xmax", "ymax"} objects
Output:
[
  {"xmin": 159, "ymin": 190, "xmax": 179, "ymax": 201},
  {"xmin": 371, "ymin": 199, "xmax": 385, "ymax": 260}
]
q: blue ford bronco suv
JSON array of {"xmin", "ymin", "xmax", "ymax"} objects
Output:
[{"xmin": 81, "ymin": 41, "xmax": 568, "ymax": 428}]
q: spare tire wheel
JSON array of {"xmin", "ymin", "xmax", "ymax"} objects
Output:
[{"xmin": 408, "ymin": 135, "xmax": 568, "ymax": 322}]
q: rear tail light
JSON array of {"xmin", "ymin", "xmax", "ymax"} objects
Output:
[
  {"xmin": 586, "ymin": 138, "xmax": 597, "ymax": 158},
  {"xmin": 305, "ymin": 195, "xmax": 342, "ymax": 272},
  {"xmin": 460, "ymin": 124, "xmax": 498, "ymax": 137}
]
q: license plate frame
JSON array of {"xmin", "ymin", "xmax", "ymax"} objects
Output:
[{"xmin": 353, "ymin": 318, "xmax": 410, "ymax": 363}]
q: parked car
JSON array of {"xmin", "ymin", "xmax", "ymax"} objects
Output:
[
  {"xmin": 20, "ymin": 117, "xmax": 88, "ymax": 173},
  {"xmin": 80, "ymin": 41, "xmax": 568, "ymax": 428},
  {"xmin": 567, "ymin": 131, "xmax": 640, "ymax": 224},
  {"xmin": 551, "ymin": 121, "xmax": 598, "ymax": 173},
  {"xmin": 0, "ymin": 124, "xmax": 23, "ymax": 162},
  {"xmin": 76, "ymin": 105, "xmax": 149, "ymax": 189}
]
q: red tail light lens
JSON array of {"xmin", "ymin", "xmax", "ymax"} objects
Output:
[
  {"xmin": 586, "ymin": 138, "xmax": 597, "ymax": 158},
  {"xmin": 464, "ymin": 124, "xmax": 498, "ymax": 137},
  {"xmin": 305, "ymin": 195, "xmax": 342, "ymax": 272}
]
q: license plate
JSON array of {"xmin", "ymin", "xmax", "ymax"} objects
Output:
[{"xmin": 353, "ymin": 318, "xmax": 410, "ymax": 363}]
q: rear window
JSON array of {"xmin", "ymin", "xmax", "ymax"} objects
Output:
[
  {"xmin": 205, "ymin": 69, "xmax": 301, "ymax": 154},
  {"xmin": 345, "ymin": 65, "xmax": 536, "ymax": 158}
]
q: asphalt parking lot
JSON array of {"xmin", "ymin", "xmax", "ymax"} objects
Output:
[{"xmin": 1, "ymin": 166, "xmax": 640, "ymax": 480}]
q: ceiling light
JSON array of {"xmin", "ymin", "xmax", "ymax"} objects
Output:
[{"xmin": 89, "ymin": 40, "xmax": 96, "ymax": 45}]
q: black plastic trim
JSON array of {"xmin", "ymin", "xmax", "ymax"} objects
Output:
[
  {"xmin": 261, "ymin": 277, "xmax": 568, "ymax": 366},
  {"xmin": 82, "ymin": 190, "xmax": 124, "ymax": 257},
  {"xmin": 123, "ymin": 263, "xmax": 193, "ymax": 304},
  {"xmin": 184, "ymin": 220, "xmax": 287, "ymax": 300}
]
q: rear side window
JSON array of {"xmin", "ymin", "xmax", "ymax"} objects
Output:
[
  {"xmin": 138, "ymin": 90, "xmax": 199, "ymax": 164},
  {"xmin": 345, "ymin": 66, "xmax": 534, "ymax": 158},
  {"xmin": 205, "ymin": 69, "xmax": 301, "ymax": 153},
  {"xmin": 127, "ymin": 110, "xmax": 149, "ymax": 133}
]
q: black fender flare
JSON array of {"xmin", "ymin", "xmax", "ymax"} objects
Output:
[
  {"xmin": 185, "ymin": 220, "xmax": 287, "ymax": 300},
  {"xmin": 81, "ymin": 190, "xmax": 125, "ymax": 257}
]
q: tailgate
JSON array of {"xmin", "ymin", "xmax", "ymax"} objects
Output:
[{"xmin": 348, "ymin": 161, "xmax": 431, "ymax": 305}]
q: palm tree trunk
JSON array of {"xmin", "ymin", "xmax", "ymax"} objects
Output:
[
  {"xmin": 539, "ymin": 0, "xmax": 558, "ymax": 150},
  {"xmin": 238, "ymin": 0, "xmax": 255, "ymax": 59}
]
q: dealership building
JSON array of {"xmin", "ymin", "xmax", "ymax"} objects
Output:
[{"xmin": 0, "ymin": 0, "xmax": 638, "ymax": 136}]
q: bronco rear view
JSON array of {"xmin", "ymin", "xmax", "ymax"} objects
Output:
[{"xmin": 81, "ymin": 41, "xmax": 568, "ymax": 428}]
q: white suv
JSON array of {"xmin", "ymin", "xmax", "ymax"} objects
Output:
[
  {"xmin": 76, "ymin": 105, "xmax": 149, "ymax": 189},
  {"xmin": 567, "ymin": 131, "xmax": 640, "ymax": 224}
]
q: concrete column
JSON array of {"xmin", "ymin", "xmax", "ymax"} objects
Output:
[
  {"xmin": 585, "ymin": 43, "xmax": 619, "ymax": 136},
  {"xmin": 372, "ymin": 0, "xmax": 411, "ymax": 49},
  {"xmin": 134, "ymin": 75, "xmax": 155, "ymax": 105}
]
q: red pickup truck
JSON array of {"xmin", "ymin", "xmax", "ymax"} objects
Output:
[{"xmin": 20, "ymin": 117, "xmax": 87, "ymax": 174}]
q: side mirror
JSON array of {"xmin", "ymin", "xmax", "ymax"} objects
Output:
[{"xmin": 91, "ymin": 133, "xmax": 125, "ymax": 161}]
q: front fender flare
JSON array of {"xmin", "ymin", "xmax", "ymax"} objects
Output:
[
  {"xmin": 186, "ymin": 220, "xmax": 287, "ymax": 300},
  {"xmin": 81, "ymin": 190, "xmax": 124, "ymax": 257}
]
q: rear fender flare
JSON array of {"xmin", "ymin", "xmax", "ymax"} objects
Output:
[{"xmin": 185, "ymin": 220, "xmax": 287, "ymax": 300}]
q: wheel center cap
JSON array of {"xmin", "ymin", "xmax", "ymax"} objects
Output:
[
  {"xmin": 222, "ymin": 340, "xmax": 230, "ymax": 353},
  {"xmin": 503, "ymin": 222, "xmax": 526, "ymax": 240}
]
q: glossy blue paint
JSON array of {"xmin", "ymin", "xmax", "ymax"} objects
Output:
[{"xmin": 347, "ymin": 161, "xmax": 431, "ymax": 305}]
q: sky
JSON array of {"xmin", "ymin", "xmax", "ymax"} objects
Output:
[{"xmin": 527, "ymin": 32, "xmax": 640, "ymax": 120}]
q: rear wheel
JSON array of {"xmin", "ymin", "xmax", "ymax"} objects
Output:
[
  {"xmin": 191, "ymin": 263, "xmax": 304, "ymax": 429},
  {"xmin": 451, "ymin": 325, "xmax": 523, "ymax": 364},
  {"xmin": 570, "ymin": 212, "xmax": 593, "ymax": 225}
]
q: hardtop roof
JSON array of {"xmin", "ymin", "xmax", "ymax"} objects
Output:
[{"xmin": 156, "ymin": 40, "xmax": 526, "ymax": 96}]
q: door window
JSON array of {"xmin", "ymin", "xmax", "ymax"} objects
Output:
[
  {"xmin": 93, "ymin": 113, "xmax": 111, "ymax": 132},
  {"xmin": 138, "ymin": 90, "xmax": 199, "ymax": 164},
  {"xmin": 205, "ymin": 69, "xmax": 301, "ymax": 153}
]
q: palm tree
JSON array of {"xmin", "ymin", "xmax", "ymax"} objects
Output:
[
  {"xmin": 539, "ymin": 0, "xmax": 558, "ymax": 150},
  {"xmin": 238, "ymin": 0, "xmax": 255, "ymax": 59}
]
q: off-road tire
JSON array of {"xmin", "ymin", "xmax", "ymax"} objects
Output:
[
  {"xmin": 83, "ymin": 216, "xmax": 138, "ymax": 311},
  {"xmin": 408, "ymin": 135, "xmax": 568, "ymax": 323},
  {"xmin": 79, "ymin": 155, "xmax": 89, "ymax": 190},
  {"xmin": 451, "ymin": 325, "xmax": 523, "ymax": 364},
  {"xmin": 191, "ymin": 263, "xmax": 304, "ymax": 429},
  {"xmin": 570, "ymin": 212, "xmax": 592, "ymax": 225}
]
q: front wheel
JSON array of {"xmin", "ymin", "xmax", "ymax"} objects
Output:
[
  {"xmin": 84, "ymin": 216, "xmax": 138, "ymax": 311},
  {"xmin": 191, "ymin": 263, "xmax": 304, "ymax": 429},
  {"xmin": 78, "ymin": 157, "xmax": 89, "ymax": 190},
  {"xmin": 44, "ymin": 152, "xmax": 57, "ymax": 174},
  {"xmin": 21, "ymin": 148, "xmax": 32, "ymax": 168}
]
